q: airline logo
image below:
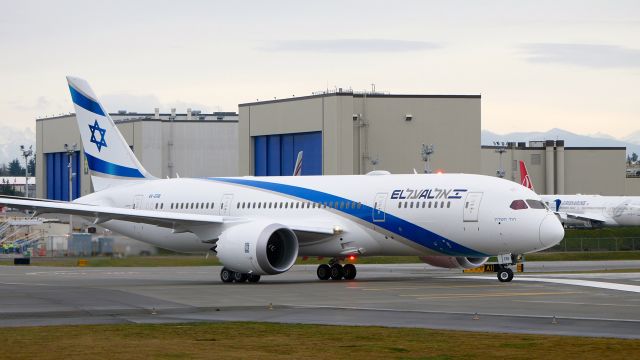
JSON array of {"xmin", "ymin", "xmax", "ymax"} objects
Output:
[
  {"xmin": 390, "ymin": 188, "xmax": 467, "ymax": 200},
  {"xmin": 89, "ymin": 120, "xmax": 107, "ymax": 152},
  {"xmin": 519, "ymin": 160, "xmax": 534, "ymax": 191}
]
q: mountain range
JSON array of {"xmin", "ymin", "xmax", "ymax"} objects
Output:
[
  {"xmin": 482, "ymin": 128, "xmax": 640, "ymax": 156},
  {"xmin": 0, "ymin": 126, "xmax": 638, "ymax": 166}
]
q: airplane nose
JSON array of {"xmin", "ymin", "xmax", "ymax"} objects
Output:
[{"xmin": 539, "ymin": 214, "xmax": 564, "ymax": 249}]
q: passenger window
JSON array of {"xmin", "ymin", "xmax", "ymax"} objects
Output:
[
  {"xmin": 428, "ymin": 202, "xmax": 432, "ymax": 208},
  {"xmin": 398, "ymin": 202, "xmax": 402, "ymax": 208},
  {"xmin": 447, "ymin": 201, "xmax": 451, "ymax": 208},
  {"xmin": 510, "ymin": 200, "xmax": 528, "ymax": 210},
  {"xmin": 258, "ymin": 203, "xmax": 262, "ymax": 209},
  {"xmin": 441, "ymin": 201, "xmax": 445, "ymax": 208},
  {"xmin": 526, "ymin": 199, "xmax": 546, "ymax": 209},
  {"xmin": 410, "ymin": 202, "xmax": 414, "ymax": 208}
]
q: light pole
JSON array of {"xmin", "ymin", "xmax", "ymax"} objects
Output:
[
  {"xmin": 494, "ymin": 142, "xmax": 507, "ymax": 178},
  {"xmin": 19, "ymin": 145, "xmax": 33, "ymax": 198},
  {"xmin": 421, "ymin": 144, "xmax": 435, "ymax": 174},
  {"xmin": 64, "ymin": 143, "xmax": 77, "ymax": 234}
]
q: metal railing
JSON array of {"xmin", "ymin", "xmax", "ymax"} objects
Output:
[{"xmin": 544, "ymin": 237, "xmax": 640, "ymax": 252}]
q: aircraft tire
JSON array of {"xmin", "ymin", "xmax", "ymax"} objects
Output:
[
  {"xmin": 330, "ymin": 264, "xmax": 344, "ymax": 280},
  {"xmin": 233, "ymin": 271, "xmax": 248, "ymax": 283},
  {"xmin": 343, "ymin": 264, "xmax": 357, "ymax": 280},
  {"xmin": 248, "ymin": 274, "xmax": 261, "ymax": 283},
  {"xmin": 220, "ymin": 268, "xmax": 234, "ymax": 283},
  {"xmin": 317, "ymin": 264, "xmax": 331, "ymax": 280},
  {"xmin": 497, "ymin": 268, "xmax": 514, "ymax": 282}
]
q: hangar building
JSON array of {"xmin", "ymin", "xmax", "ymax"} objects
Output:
[
  {"xmin": 35, "ymin": 110, "xmax": 238, "ymax": 200},
  {"xmin": 238, "ymin": 90, "xmax": 481, "ymax": 176},
  {"xmin": 481, "ymin": 140, "xmax": 632, "ymax": 195}
]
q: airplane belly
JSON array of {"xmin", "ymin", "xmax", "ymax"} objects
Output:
[{"xmin": 102, "ymin": 220, "xmax": 210, "ymax": 253}]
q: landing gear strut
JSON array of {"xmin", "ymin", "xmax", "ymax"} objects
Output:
[
  {"xmin": 316, "ymin": 259, "xmax": 357, "ymax": 281},
  {"xmin": 220, "ymin": 267, "xmax": 261, "ymax": 283}
]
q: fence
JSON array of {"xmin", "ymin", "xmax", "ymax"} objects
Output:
[{"xmin": 545, "ymin": 237, "xmax": 640, "ymax": 252}]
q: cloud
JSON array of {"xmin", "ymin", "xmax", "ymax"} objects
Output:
[
  {"xmin": 0, "ymin": 126, "xmax": 35, "ymax": 165},
  {"xmin": 262, "ymin": 38, "xmax": 441, "ymax": 53},
  {"xmin": 10, "ymin": 96, "xmax": 50, "ymax": 111},
  {"xmin": 522, "ymin": 43, "xmax": 640, "ymax": 68}
]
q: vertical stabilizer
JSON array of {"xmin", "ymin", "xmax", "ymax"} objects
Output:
[
  {"xmin": 66, "ymin": 76, "xmax": 155, "ymax": 191},
  {"xmin": 519, "ymin": 160, "xmax": 535, "ymax": 191}
]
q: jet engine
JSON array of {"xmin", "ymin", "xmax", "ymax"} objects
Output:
[
  {"xmin": 216, "ymin": 221, "xmax": 298, "ymax": 275},
  {"xmin": 419, "ymin": 256, "xmax": 488, "ymax": 269}
]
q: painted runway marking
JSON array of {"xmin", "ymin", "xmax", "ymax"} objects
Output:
[
  {"xmin": 357, "ymin": 284, "xmax": 535, "ymax": 291},
  {"xmin": 410, "ymin": 291, "xmax": 581, "ymax": 300},
  {"xmin": 513, "ymin": 300, "xmax": 640, "ymax": 308},
  {"xmin": 456, "ymin": 275, "xmax": 640, "ymax": 293}
]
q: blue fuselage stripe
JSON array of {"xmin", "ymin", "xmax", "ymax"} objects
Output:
[
  {"xmin": 85, "ymin": 153, "xmax": 145, "ymax": 178},
  {"xmin": 69, "ymin": 85, "xmax": 106, "ymax": 116},
  {"xmin": 209, "ymin": 177, "xmax": 487, "ymax": 257}
]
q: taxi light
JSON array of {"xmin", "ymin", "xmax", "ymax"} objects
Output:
[
  {"xmin": 435, "ymin": 169, "xmax": 444, "ymax": 174},
  {"xmin": 348, "ymin": 255, "xmax": 356, "ymax": 261}
]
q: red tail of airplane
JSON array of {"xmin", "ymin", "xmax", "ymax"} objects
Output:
[{"xmin": 519, "ymin": 160, "xmax": 535, "ymax": 191}]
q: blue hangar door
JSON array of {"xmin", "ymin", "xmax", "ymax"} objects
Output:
[
  {"xmin": 45, "ymin": 151, "xmax": 81, "ymax": 200},
  {"xmin": 254, "ymin": 131, "xmax": 322, "ymax": 176}
]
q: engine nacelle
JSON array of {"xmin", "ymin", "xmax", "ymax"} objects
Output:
[
  {"xmin": 419, "ymin": 256, "xmax": 489, "ymax": 269},
  {"xmin": 216, "ymin": 221, "xmax": 298, "ymax": 275}
]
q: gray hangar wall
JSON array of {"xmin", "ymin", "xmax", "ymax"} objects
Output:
[{"xmin": 239, "ymin": 92, "xmax": 481, "ymax": 176}]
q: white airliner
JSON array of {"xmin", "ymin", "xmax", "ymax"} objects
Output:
[
  {"xmin": 519, "ymin": 160, "xmax": 640, "ymax": 227},
  {"xmin": 0, "ymin": 77, "xmax": 564, "ymax": 283}
]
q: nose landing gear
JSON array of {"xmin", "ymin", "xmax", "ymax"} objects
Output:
[{"xmin": 497, "ymin": 267, "xmax": 514, "ymax": 282}]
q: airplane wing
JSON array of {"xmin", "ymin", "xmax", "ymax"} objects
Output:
[
  {"xmin": 0, "ymin": 195, "xmax": 339, "ymax": 243},
  {"xmin": 557, "ymin": 211, "xmax": 607, "ymax": 224},
  {"xmin": 0, "ymin": 195, "xmax": 230, "ymax": 228}
]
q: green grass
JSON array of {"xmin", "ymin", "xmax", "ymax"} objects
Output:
[
  {"xmin": 525, "ymin": 251, "xmax": 640, "ymax": 261},
  {"xmin": 0, "ymin": 322, "xmax": 637, "ymax": 360}
]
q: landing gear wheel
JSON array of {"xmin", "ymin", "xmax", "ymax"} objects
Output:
[
  {"xmin": 330, "ymin": 264, "xmax": 344, "ymax": 280},
  {"xmin": 247, "ymin": 274, "xmax": 261, "ymax": 283},
  {"xmin": 233, "ymin": 271, "xmax": 248, "ymax": 283},
  {"xmin": 497, "ymin": 268, "xmax": 514, "ymax": 282},
  {"xmin": 220, "ymin": 268, "xmax": 234, "ymax": 283},
  {"xmin": 317, "ymin": 264, "xmax": 331, "ymax": 280},
  {"xmin": 343, "ymin": 264, "xmax": 357, "ymax": 280}
]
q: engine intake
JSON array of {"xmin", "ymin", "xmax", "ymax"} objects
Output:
[
  {"xmin": 216, "ymin": 221, "xmax": 298, "ymax": 275},
  {"xmin": 419, "ymin": 256, "xmax": 488, "ymax": 269}
]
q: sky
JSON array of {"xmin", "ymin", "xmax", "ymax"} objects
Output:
[{"xmin": 0, "ymin": 0, "xmax": 639, "ymax": 147}]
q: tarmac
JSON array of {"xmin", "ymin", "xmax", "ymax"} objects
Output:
[{"xmin": 1, "ymin": 261, "xmax": 640, "ymax": 338}]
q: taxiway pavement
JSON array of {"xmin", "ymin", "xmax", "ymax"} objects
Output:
[{"xmin": 0, "ymin": 261, "xmax": 639, "ymax": 338}]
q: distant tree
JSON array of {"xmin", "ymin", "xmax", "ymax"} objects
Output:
[
  {"xmin": 628, "ymin": 155, "xmax": 633, "ymax": 166},
  {"xmin": 633, "ymin": 153, "xmax": 639, "ymax": 163},
  {"xmin": 0, "ymin": 164, "xmax": 7, "ymax": 176},
  {"xmin": 0, "ymin": 178, "xmax": 21, "ymax": 196},
  {"xmin": 27, "ymin": 158, "xmax": 36, "ymax": 176},
  {"xmin": 8, "ymin": 159, "xmax": 24, "ymax": 176}
]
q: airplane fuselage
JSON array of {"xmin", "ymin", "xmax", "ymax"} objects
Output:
[
  {"xmin": 79, "ymin": 173, "xmax": 560, "ymax": 257},
  {"xmin": 542, "ymin": 195, "xmax": 640, "ymax": 227}
]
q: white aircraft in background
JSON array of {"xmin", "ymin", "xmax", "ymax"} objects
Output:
[
  {"xmin": 0, "ymin": 77, "xmax": 564, "ymax": 283},
  {"xmin": 519, "ymin": 160, "xmax": 640, "ymax": 227}
]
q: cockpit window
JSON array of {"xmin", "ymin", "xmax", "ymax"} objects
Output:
[
  {"xmin": 526, "ymin": 199, "xmax": 546, "ymax": 209},
  {"xmin": 510, "ymin": 200, "xmax": 528, "ymax": 210}
]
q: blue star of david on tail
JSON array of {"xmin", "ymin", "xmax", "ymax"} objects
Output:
[{"xmin": 89, "ymin": 120, "xmax": 107, "ymax": 152}]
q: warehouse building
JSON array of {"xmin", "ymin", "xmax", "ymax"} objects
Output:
[
  {"xmin": 238, "ymin": 89, "xmax": 481, "ymax": 176},
  {"xmin": 480, "ymin": 140, "xmax": 633, "ymax": 195},
  {"xmin": 35, "ymin": 109, "xmax": 238, "ymax": 200}
]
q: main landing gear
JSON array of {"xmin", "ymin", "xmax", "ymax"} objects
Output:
[
  {"xmin": 220, "ymin": 267, "xmax": 261, "ymax": 283},
  {"xmin": 316, "ymin": 260, "xmax": 357, "ymax": 281}
]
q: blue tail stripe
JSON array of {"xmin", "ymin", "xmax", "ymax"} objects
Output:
[
  {"xmin": 209, "ymin": 177, "xmax": 487, "ymax": 257},
  {"xmin": 69, "ymin": 85, "xmax": 106, "ymax": 116},
  {"xmin": 85, "ymin": 153, "xmax": 145, "ymax": 178}
]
